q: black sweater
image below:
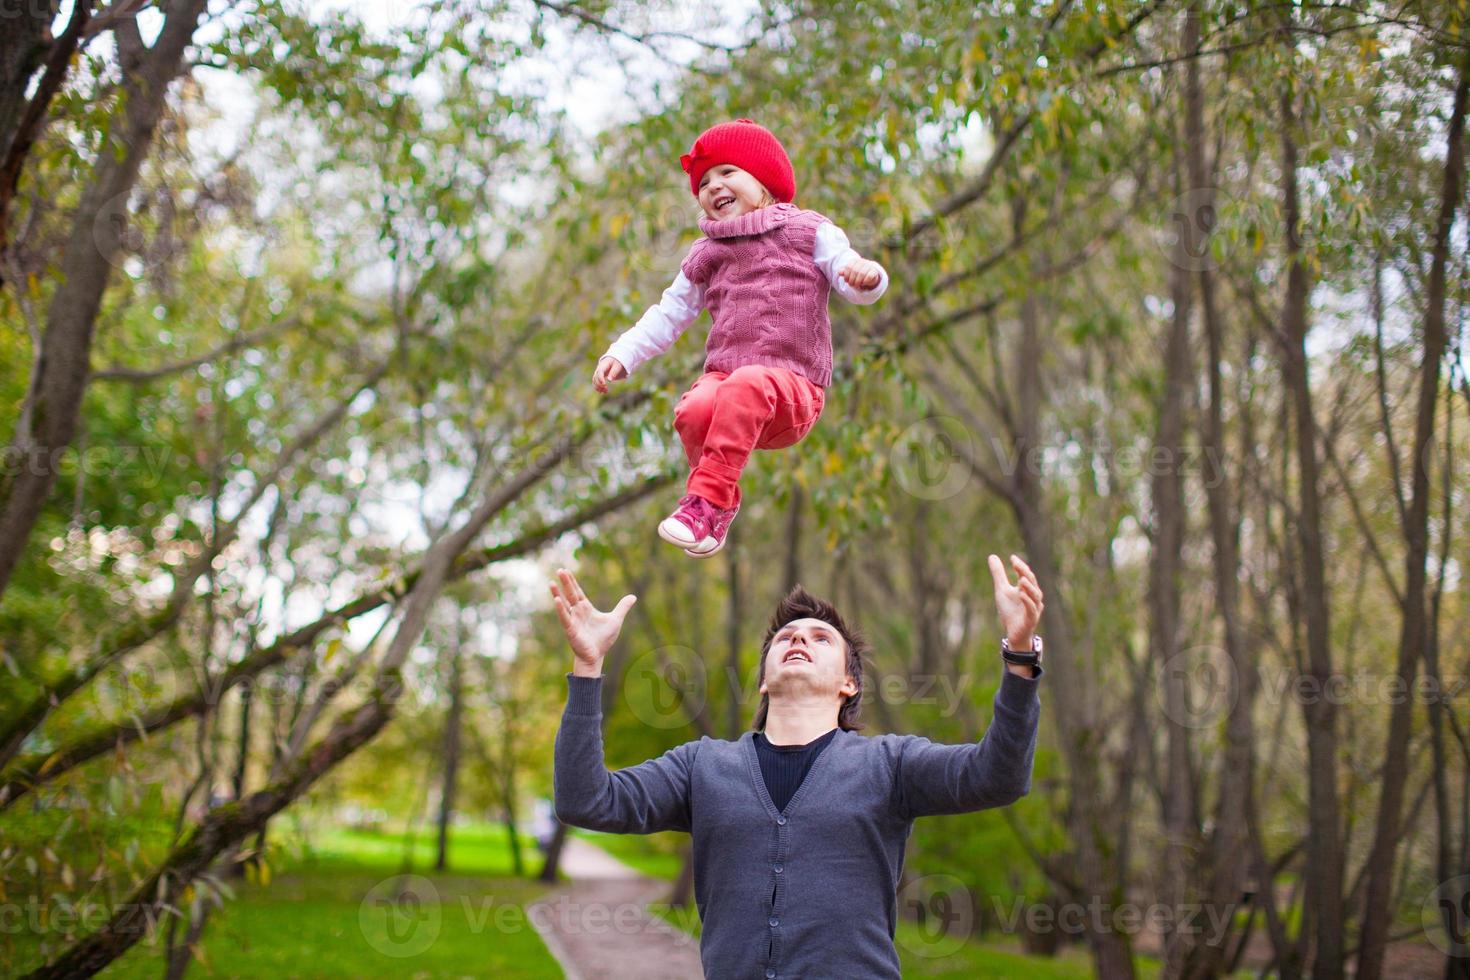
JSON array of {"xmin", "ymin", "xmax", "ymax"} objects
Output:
[{"xmin": 752, "ymin": 727, "xmax": 839, "ymax": 813}]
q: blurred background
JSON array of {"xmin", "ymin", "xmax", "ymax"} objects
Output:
[{"xmin": 0, "ymin": 0, "xmax": 1466, "ymax": 977}]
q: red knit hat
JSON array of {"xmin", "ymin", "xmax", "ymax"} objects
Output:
[{"xmin": 679, "ymin": 119, "xmax": 796, "ymax": 203}]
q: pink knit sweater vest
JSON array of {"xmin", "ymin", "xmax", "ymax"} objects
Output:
[{"xmin": 680, "ymin": 201, "xmax": 834, "ymax": 388}]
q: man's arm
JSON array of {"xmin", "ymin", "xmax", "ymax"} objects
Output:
[
  {"xmin": 603, "ymin": 271, "xmax": 705, "ymax": 376},
  {"xmin": 547, "ymin": 568, "xmax": 695, "ymax": 834},
  {"xmin": 553, "ymin": 672, "xmax": 697, "ymax": 833},
  {"xmin": 894, "ymin": 664, "xmax": 1041, "ymax": 819},
  {"xmin": 896, "ymin": 553, "xmax": 1046, "ymax": 818}
]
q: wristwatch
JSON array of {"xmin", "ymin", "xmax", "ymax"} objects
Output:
[{"xmin": 1001, "ymin": 635, "xmax": 1043, "ymax": 671}]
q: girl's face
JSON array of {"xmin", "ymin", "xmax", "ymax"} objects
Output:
[{"xmin": 698, "ymin": 164, "xmax": 772, "ymax": 220}]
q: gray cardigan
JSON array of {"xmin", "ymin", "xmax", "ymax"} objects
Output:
[{"xmin": 553, "ymin": 666, "xmax": 1042, "ymax": 980}]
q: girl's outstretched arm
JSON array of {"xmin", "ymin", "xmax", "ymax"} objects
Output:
[
  {"xmin": 813, "ymin": 221, "xmax": 890, "ymax": 305},
  {"xmin": 601, "ymin": 271, "xmax": 705, "ymax": 380}
]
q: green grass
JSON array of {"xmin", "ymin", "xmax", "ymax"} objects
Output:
[
  {"xmin": 77, "ymin": 823, "xmax": 561, "ymax": 979},
  {"xmin": 301, "ymin": 822, "xmax": 530, "ymax": 877}
]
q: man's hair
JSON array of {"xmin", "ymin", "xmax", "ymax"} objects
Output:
[{"xmin": 752, "ymin": 585, "xmax": 867, "ymax": 732}]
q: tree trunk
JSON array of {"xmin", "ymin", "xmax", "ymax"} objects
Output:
[
  {"xmin": 436, "ymin": 640, "xmax": 466, "ymax": 873},
  {"xmin": 1010, "ymin": 258, "xmax": 1136, "ymax": 977},
  {"xmin": 539, "ymin": 821, "xmax": 569, "ymax": 884},
  {"xmin": 1276, "ymin": 59, "xmax": 1346, "ymax": 980},
  {"xmin": 0, "ymin": 0, "xmax": 209, "ymax": 602},
  {"xmin": 1182, "ymin": 6, "xmax": 1257, "ymax": 975},
  {"xmin": 670, "ymin": 844, "xmax": 696, "ymax": 909},
  {"xmin": 1154, "ymin": 135, "xmax": 1196, "ymax": 978},
  {"xmin": 0, "ymin": 3, "xmax": 59, "ymax": 173},
  {"xmin": 1355, "ymin": 50, "xmax": 1470, "ymax": 980},
  {"xmin": 726, "ymin": 535, "xmax": 744, "ymax": 739},
  {"xmin": 783, "ymin": 486, "xmax": 803, "ymax": 593},
  {"xmin": 226, "ymin": 681, "xmax": 254, "ymax": 880}
]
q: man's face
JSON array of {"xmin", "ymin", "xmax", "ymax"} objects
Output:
[
  {"xmin": 760, "ymin": 617, "xmax": 856, "ymax": 700},
  {"xmin": 698, "ymin": 164, "xmax": 768, "ymax": 220}
]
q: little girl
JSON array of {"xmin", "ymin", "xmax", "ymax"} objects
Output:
[{"xmin": 594, "ymin": 118, "xmax": 889, "ymax": 558}]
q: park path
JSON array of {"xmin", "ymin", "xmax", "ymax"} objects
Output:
[{"xmin": 529, "ymin": 837, "xmax": 705, "ymax": 980}]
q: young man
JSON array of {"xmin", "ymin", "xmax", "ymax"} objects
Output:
[{"xmin": 549, "ymin": 554, "xmax": 1044, "ymax": 980}]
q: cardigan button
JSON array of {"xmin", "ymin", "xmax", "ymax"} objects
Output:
[
  {"xmin": 774, "ymin": 864, "xmax": 783, "ymax": 873},
  {"xmin": 776, "ymin": 815, "xmax": 787, "ymax": 825},
  {"xmin": 765, "ymin": 971, "xmax": 776, "ymax": 979},
  {"xmin": 769, "ymin": 916, "xmax": 780, "ymax": 927}
]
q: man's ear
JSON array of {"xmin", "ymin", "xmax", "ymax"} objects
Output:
[{"xmin": 839, "ymin": 674, "xmax": 857, "ymax": 698}]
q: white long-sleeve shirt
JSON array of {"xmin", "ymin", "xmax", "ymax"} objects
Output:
[{"xmin": 604, "ymin": 221, "xmax": 889, "ymax": 376}]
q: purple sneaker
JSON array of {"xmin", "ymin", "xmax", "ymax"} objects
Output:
[{"xmin": 684, "ymin": 500, "xmax": 739, "ymax": 559}]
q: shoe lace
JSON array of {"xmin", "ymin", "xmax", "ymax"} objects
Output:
[{"xmin": 679, "ymin": 495, "xmax": 715, "ymax": 535}]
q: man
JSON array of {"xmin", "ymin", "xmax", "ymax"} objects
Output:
[{"xmin": 549, "ymin": 554, "xmax": 1044, "ymax": 979}]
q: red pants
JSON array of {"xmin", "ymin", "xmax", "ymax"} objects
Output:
[{"xmin": 674, "ymin": 365, "xmax": 826, "ymax": 510}]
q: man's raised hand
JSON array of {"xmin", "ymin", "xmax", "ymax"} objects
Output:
[
  {"xmin": 550, "ymin": 568, "xmax": 637, "ymax": 676},
  {"xmin": 988, "ymin": 553, "xmax": 1044, "ymax": 650}
]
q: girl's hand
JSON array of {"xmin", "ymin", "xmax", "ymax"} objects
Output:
[
  {"xmin": 988, "ymin": 553, "xmax": 1044, "ymax": 651},
  {"xmin": 549, "ymin": 568, "xmax": 637, "ymax": 676},
  {"xmin": 593, "ymin": 356, "xmax": 628, "ymax": 394},
  {"xmin": 839, "ymin": 258, "xmax": 883, "ymax": 291}
]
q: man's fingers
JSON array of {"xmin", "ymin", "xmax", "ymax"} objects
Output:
[
  {"xmin": 988, "ymin": 553, "xmax": 1011, "ymax": 594},
  {"xmin": 1010, "ymin": 554, "xmax": 1038, "ymax": 587},
  {"xmin": 1011, "ymin": 592, "xmax": 1039, "ymax": 627},
  {"xmin": 557, "ymin": 568, "xmax": 584, "ymax": 607},
  {"xmin": 551, "ymin": 593, "xmax": 575, "ymax": 633},
  {"xmin": 1020, "ymin": 578, "xmax": 1043, "ymax": 604},
  {"xmin": 612, "ymin": 594, "xmax": 637, "ymax": 622}
]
